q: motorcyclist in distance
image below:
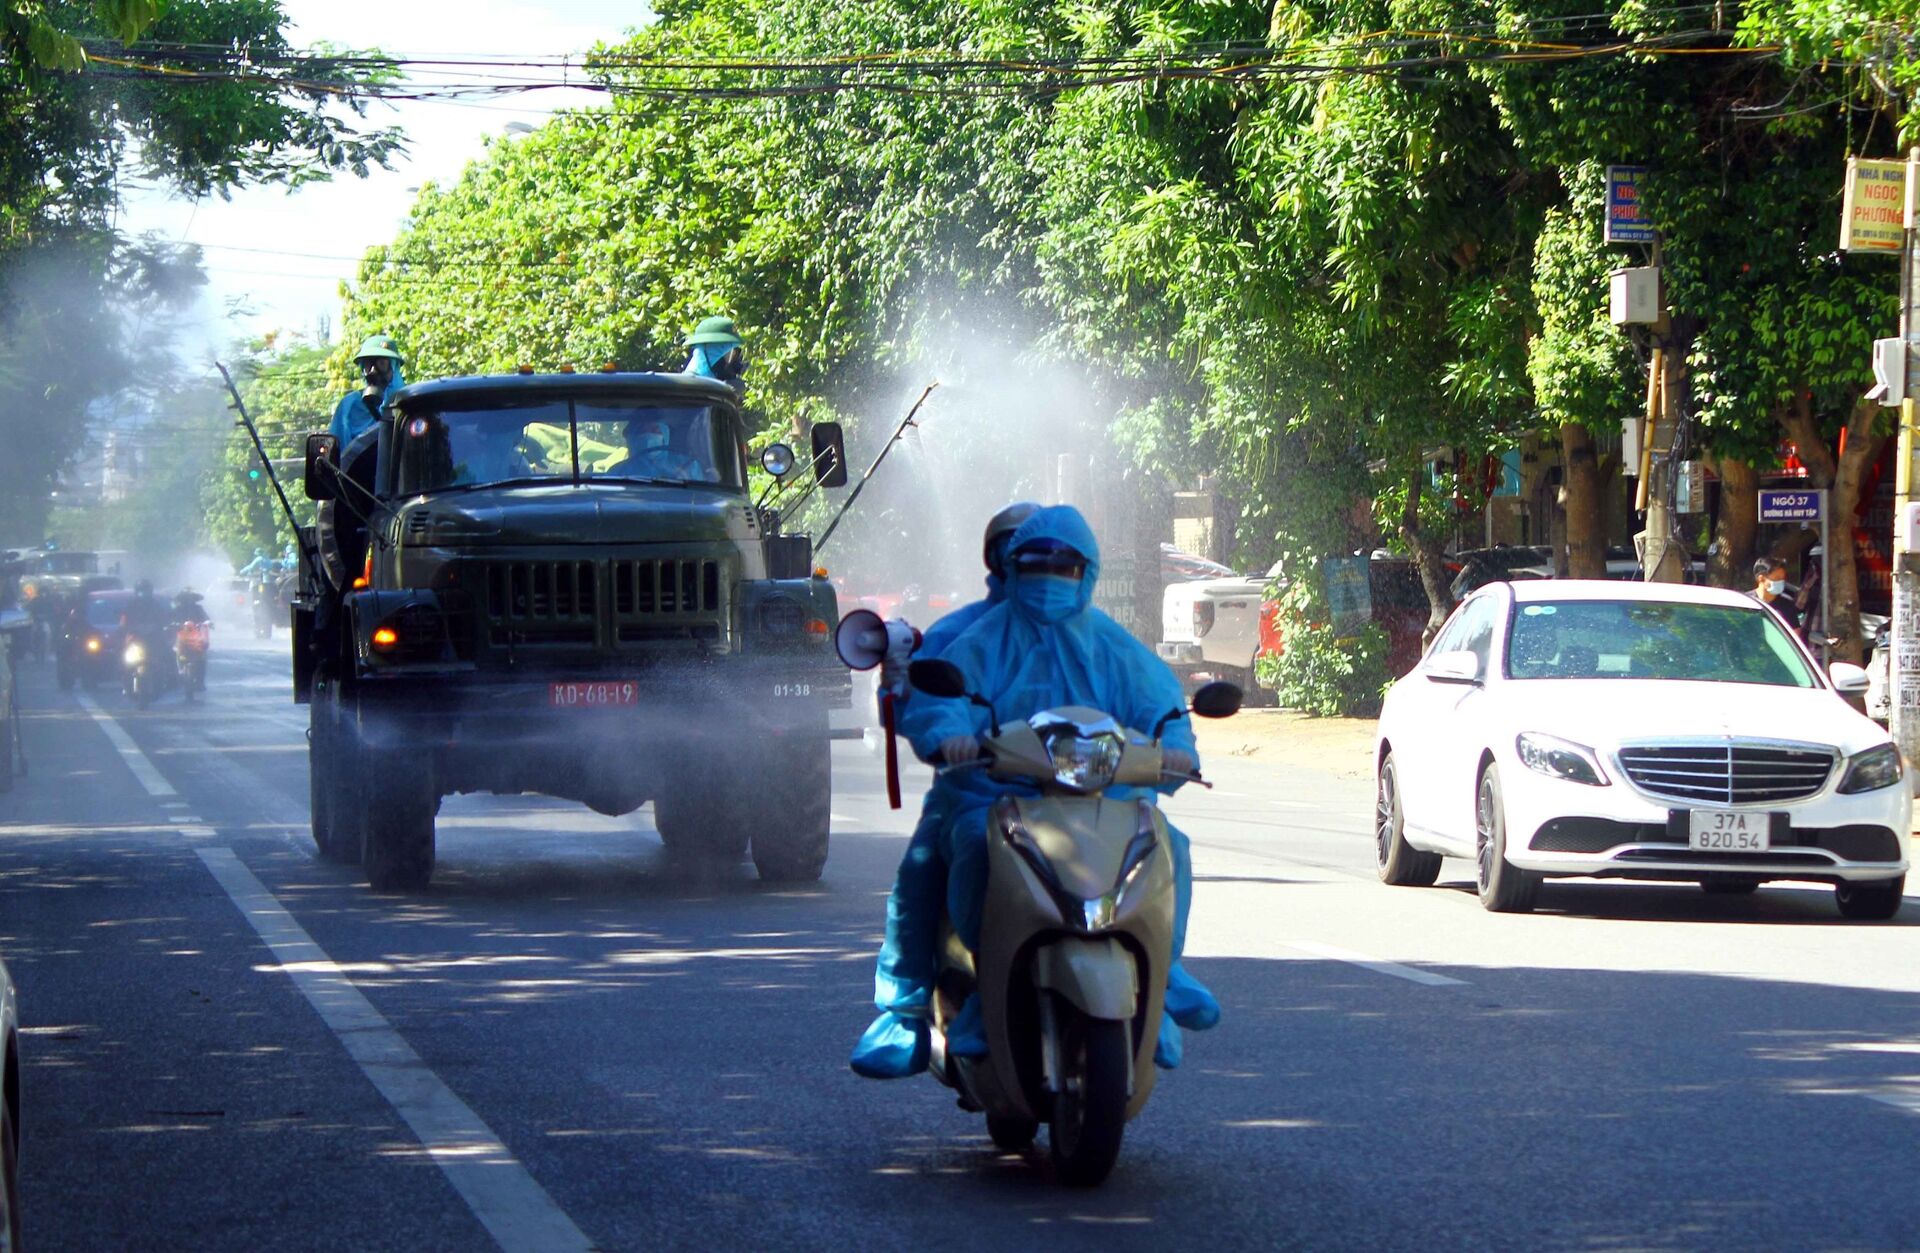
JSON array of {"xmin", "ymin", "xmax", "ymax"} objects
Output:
[
  {"xmin": 238, "ymin": 547, "xmax": 273, "ymax": 578},
  {"xmin": 121, "ymin": 579, "xmax": 169, "ymax": 636},
  {"xmin": 850, "ymin": 500, "xmax": 1039, "ymax": 1079},
  {"xmin": 907, "ymin": 505, "xmax": 1220, "ymax": 1070}
]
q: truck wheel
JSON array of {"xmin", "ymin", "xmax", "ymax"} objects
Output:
[
  {"xmin": 308, "ymin": 689, "xmax": 359, "ymax": 864},
  {"xmin": 360, "ymin": 749, "xmax": 437, "ymax": 892},
  {"xmin": 749, "ymin": 725, "xmax": 831, "ymax": 882}
]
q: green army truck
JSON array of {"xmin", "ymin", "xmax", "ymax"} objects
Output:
[{"xmin": 296, "ymin": 369, "xmax": 850, "ymax": 891}]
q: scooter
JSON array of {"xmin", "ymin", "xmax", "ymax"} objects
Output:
[
  {"xmin": 905, "ymin": 658, "xmax": 1241, "ymax": 1186},
  {"xmin": 175, "ymin": 620, "xmax": 209, "ymax": 701},
  {"xmin": 123, "ymin": 630, "xmax": 177, "ymax": 710}
]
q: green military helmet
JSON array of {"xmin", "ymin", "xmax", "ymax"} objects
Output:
[
  {"xmin": 685, "ymin": 316, "xmax": 742, "ymax": 349},
  {"xmin": 353, "ymin": 333, "xmax": 404, "ymax": 364}
]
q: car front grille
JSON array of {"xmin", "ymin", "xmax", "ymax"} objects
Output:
[{"xmin": 1615, "ymin": 743, "xmax": 1836, "ymax": 805}]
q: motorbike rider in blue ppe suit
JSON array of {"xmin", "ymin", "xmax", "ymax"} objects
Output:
[
  {"xmin": 328, "ymin": 334, "xmax": 406, "ymax": 449},
  {"xmin": 849, "ymin": 501, "xmax": 1041, "ymax": 1079},
  {"xmin": 907, "ymin": 505, "xmax": 1220, "ymax": 1071}
]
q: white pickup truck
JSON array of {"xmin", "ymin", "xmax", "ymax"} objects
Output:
[{"xmin": 1155, "ymin": 554, "xmax": 1282, "ymax": 697}]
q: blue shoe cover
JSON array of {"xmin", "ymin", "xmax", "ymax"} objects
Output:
[
  {"xmin": 1153, "ymin": 1013, "xmax": 1184, "ymax": 1070},
  {"xmin": 850, "ymin": 1011, "xmax": 929, "ymax": 1080},
  {"xmin": 1165, "ymin": 962, "xmax": 1221, "ymax": 1031},
  {"xmin": 946, "ymin": 994, "xmax": 989, "ymax": 1059}
]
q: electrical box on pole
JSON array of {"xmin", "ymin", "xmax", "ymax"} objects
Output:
[
  {"xmin": 1609, "ymin": 267, "xmax": 1661, "ymax": 325},
  {"xmin": 1870, "ymin": 337, "xmax": 1907, "ymax": 405}
]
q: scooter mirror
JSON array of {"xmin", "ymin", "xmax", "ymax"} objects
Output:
[
  {"xmin": 1190, "ymin": 681, "xmax": 1243, "ymax": 719},
  {"xmin": 907, "ymin": 658, "xmax": 968, "ymax": 699}
]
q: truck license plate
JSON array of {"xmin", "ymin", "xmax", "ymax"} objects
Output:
[
  {"xmin": 549, "ymin": 681, "xmax": 638, "ymax": 708},
  {"xmin": 1688, "ymin": 810, "xmax": 1770, "ymax": 852}
]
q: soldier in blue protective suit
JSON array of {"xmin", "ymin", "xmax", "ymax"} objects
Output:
[
  {"xmin": 327, "ymin": 334, "xmax": 407, "ymax": 449},
  {"xmin": 905, "ymin": 505, "xmax": 1220, "ymax": 1071},
  {"xmin": 849, "ymin": 501, "xmax": 1040, "ymax": 1079}
]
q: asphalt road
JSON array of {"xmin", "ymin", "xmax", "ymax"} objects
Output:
[{"xmin": 2, "ymin": 637, "xmax": 1919, "ymax": 1250}]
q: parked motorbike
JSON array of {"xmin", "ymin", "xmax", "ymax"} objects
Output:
[
  {"xmin": 175, "ymin": 620, "xmax": 210, "ymax": 701},
  {"xmin": 905, "ymin": 658, "xmax": 1241, "ymax": 1186},
  {"xmin": 122, "ymin": 630, "xmax": 177, "ymax": 709}
]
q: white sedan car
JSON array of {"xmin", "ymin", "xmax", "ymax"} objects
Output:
[{"xmin": 1374, "ymin": 580, "xmax": 1910, "ymax": 918}]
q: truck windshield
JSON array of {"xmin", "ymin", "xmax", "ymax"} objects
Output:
[{"xmin": 394, "ymin": 398, "xmax": 738, "ymax": 496}]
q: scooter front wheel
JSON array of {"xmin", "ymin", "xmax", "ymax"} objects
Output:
[{"xmin": 1048, "ymin": 1006, "xmax": 1129, "ymax": 1187}]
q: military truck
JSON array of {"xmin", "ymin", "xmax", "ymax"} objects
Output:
[{"xmin": 296, "ymin": 369, "xmax": 850, "ymax": 891}]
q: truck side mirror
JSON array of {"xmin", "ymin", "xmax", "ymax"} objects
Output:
[
  {"xmin": 304, "ymin": 433, "xmax": 339, "ymax": 501},
  {"xmin": 810, "ymin": 422, "xmax": 848, "ymax": 489}
]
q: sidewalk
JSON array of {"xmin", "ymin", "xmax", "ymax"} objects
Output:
[{"xmin": 1194, "ymin": 709, "xmax": 1377, "ymax": 781}]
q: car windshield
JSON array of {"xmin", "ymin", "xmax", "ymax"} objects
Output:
[
  {"xmin": 393, "ymin": 398, "xmax": 737, "ymax": 496},
  {"xmin": 1505, "ymin": 599, "xmax": 1816, "ymax": 688},
  {"xmin": 85, "ymin": 596, "xmax": 129, "ymax": 628}
]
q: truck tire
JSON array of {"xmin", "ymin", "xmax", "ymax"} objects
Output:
[
  {"xmin": 308, "ymin": 684, "xmax": 359, "ymax": 864},
  {"xmin": 749, "ymin": 722, "xmax": 831, "ymax": 882},
  {"xmin": 359, "ymin": 740, "xmax": 437, "ymax": 892}
]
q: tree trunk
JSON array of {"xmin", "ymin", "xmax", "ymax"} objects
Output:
[
  {"xmin": 1560, "ymin": 422, "xmax": 1605, "ymax": 578},
  {"xmin": 1399, "ymin": 467, "xmax": 1455, "ymax": 646},
  {"xmin": 1709, "ymin": 456, "xmax": 1758, "ymax": 589},
  {"xmin": 1780, "ymin": 395, "xmax": 1879, "ymax": 665}
]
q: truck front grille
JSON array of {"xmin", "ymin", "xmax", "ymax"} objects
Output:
[
  {"xmin": 611, "ymin": 558, "xmax": 720, "ymax": 617},
  {"xmin": 485, "ymin": 561, "xmax": 598, "ymax": 624},
  {"xmin": 478, "ymin": 557, "xmax": 727, "ymax": 651},
  {"xmin": 1616, "ymin": 743, "xmax": 1836, "ymax": 805}
]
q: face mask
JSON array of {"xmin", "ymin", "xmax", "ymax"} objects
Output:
[
  {"xmin": 1014, "ymin": 573, "xmax": 1081, "ymax": 623},
  {"xmin": 635, "ymin": 430, "xmax": 668, "ymax": 452},
  {"xmin": 1765, "ymin": 578, "xmax": 1785, "ymax": 596}
]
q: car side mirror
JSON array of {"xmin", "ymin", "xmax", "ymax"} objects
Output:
[
  {"xmin": 1829, "ymin": 661, "xmax": 1870, "ymax": 694},
  {"xmin": 304, "ymin": 433, "xmax": 340, "ymax": 501},
  {"xmin": 1425, "ymin": 649, "xmax": 1481, "ymax": 685},
  {"xmin": 810, "ymin": 421, "xmax": 848, "ymax": 488}
]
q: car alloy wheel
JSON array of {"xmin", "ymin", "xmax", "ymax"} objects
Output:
[{"xmin": 1474, "ymin": 765, "xmax": 1538, "ymax": 914}]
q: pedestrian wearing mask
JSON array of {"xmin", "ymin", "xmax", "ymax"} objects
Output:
[{"xmin": 1749, "ymin": 557, "xmax": 1800, "ymax": 632}]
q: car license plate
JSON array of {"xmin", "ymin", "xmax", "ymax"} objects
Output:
[
  {"xmin": 549, "ymin": 681, "xmax": 637, "ymax": 708},
  {"xmin": 1688, "ymin": 810, "xmax": 1770, "ymax": 852}
]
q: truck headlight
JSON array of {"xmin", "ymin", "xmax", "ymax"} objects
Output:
[
  {"xmin": 1838, "ymin": 743, "xmax": 1904, "ymax": 794},
  {"xmin": 1516, "ymin": 732, "xmax": 1608, "ymax": 786}
]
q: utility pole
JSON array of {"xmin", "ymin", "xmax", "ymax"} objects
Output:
[
  {"xmin": 1892, "ymin": 148, "xmax": 1920, "ymax": 767},
  {"xmin": 1635, "ymin": 241, "xmax": 1686, "ymax": 583}
]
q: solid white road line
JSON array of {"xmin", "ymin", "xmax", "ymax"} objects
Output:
[
  {"xmin": 1283, "ymin": 939, "xmax": 1469, "ymax": 987},
  {"xmin": 74, "ymin": 692, "xmax": 178, "ymax": 798},
  {"xmin": 196, "ymin": 848, "xmax": 593, "ymax": 1253}
]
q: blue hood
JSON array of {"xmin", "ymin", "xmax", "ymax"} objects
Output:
[{"xmin": 1005, "ymin": 505, "xmax": 1100, "ymax": 623}]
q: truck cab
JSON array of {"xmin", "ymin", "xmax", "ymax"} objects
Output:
[{"xmin": 298, "ymin": 370, "xmax": 849, "ymax": 891}]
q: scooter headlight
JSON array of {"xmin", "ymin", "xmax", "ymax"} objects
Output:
[
  {"xmin": 1031, "ymin": 713, "xmax": 1126, "ymax": 792},
  {"xmin": 123, "ymin": 642, "xmax": 146, "ymax": 666}
]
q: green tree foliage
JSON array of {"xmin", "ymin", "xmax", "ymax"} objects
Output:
[
  {"xmin": 326, "ymin": 0, "xmax": 1907, "ymax": 648},
  {"xmin": 1, "ymin": 0, "xmax": 401, "ymax": 547}
]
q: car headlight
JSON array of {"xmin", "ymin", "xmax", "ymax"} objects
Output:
[
  {"xmin": 1040, "ymin": 727, "xmax": 1125, "ymax": 791},
  {"xmin": 1515, "ymin": 732, "xmax": 1609, "ymax": 786},
  {"xmin": 85, "ymin": 636, "xmax": 102, "ymax": 653},
  {"xmin": 1838, "ymin": 743, "xmax": 1904, "ymax": 794},
  {"xmin": 123, "ymin": 642, "xmax": 146, "ymax": 666}
]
